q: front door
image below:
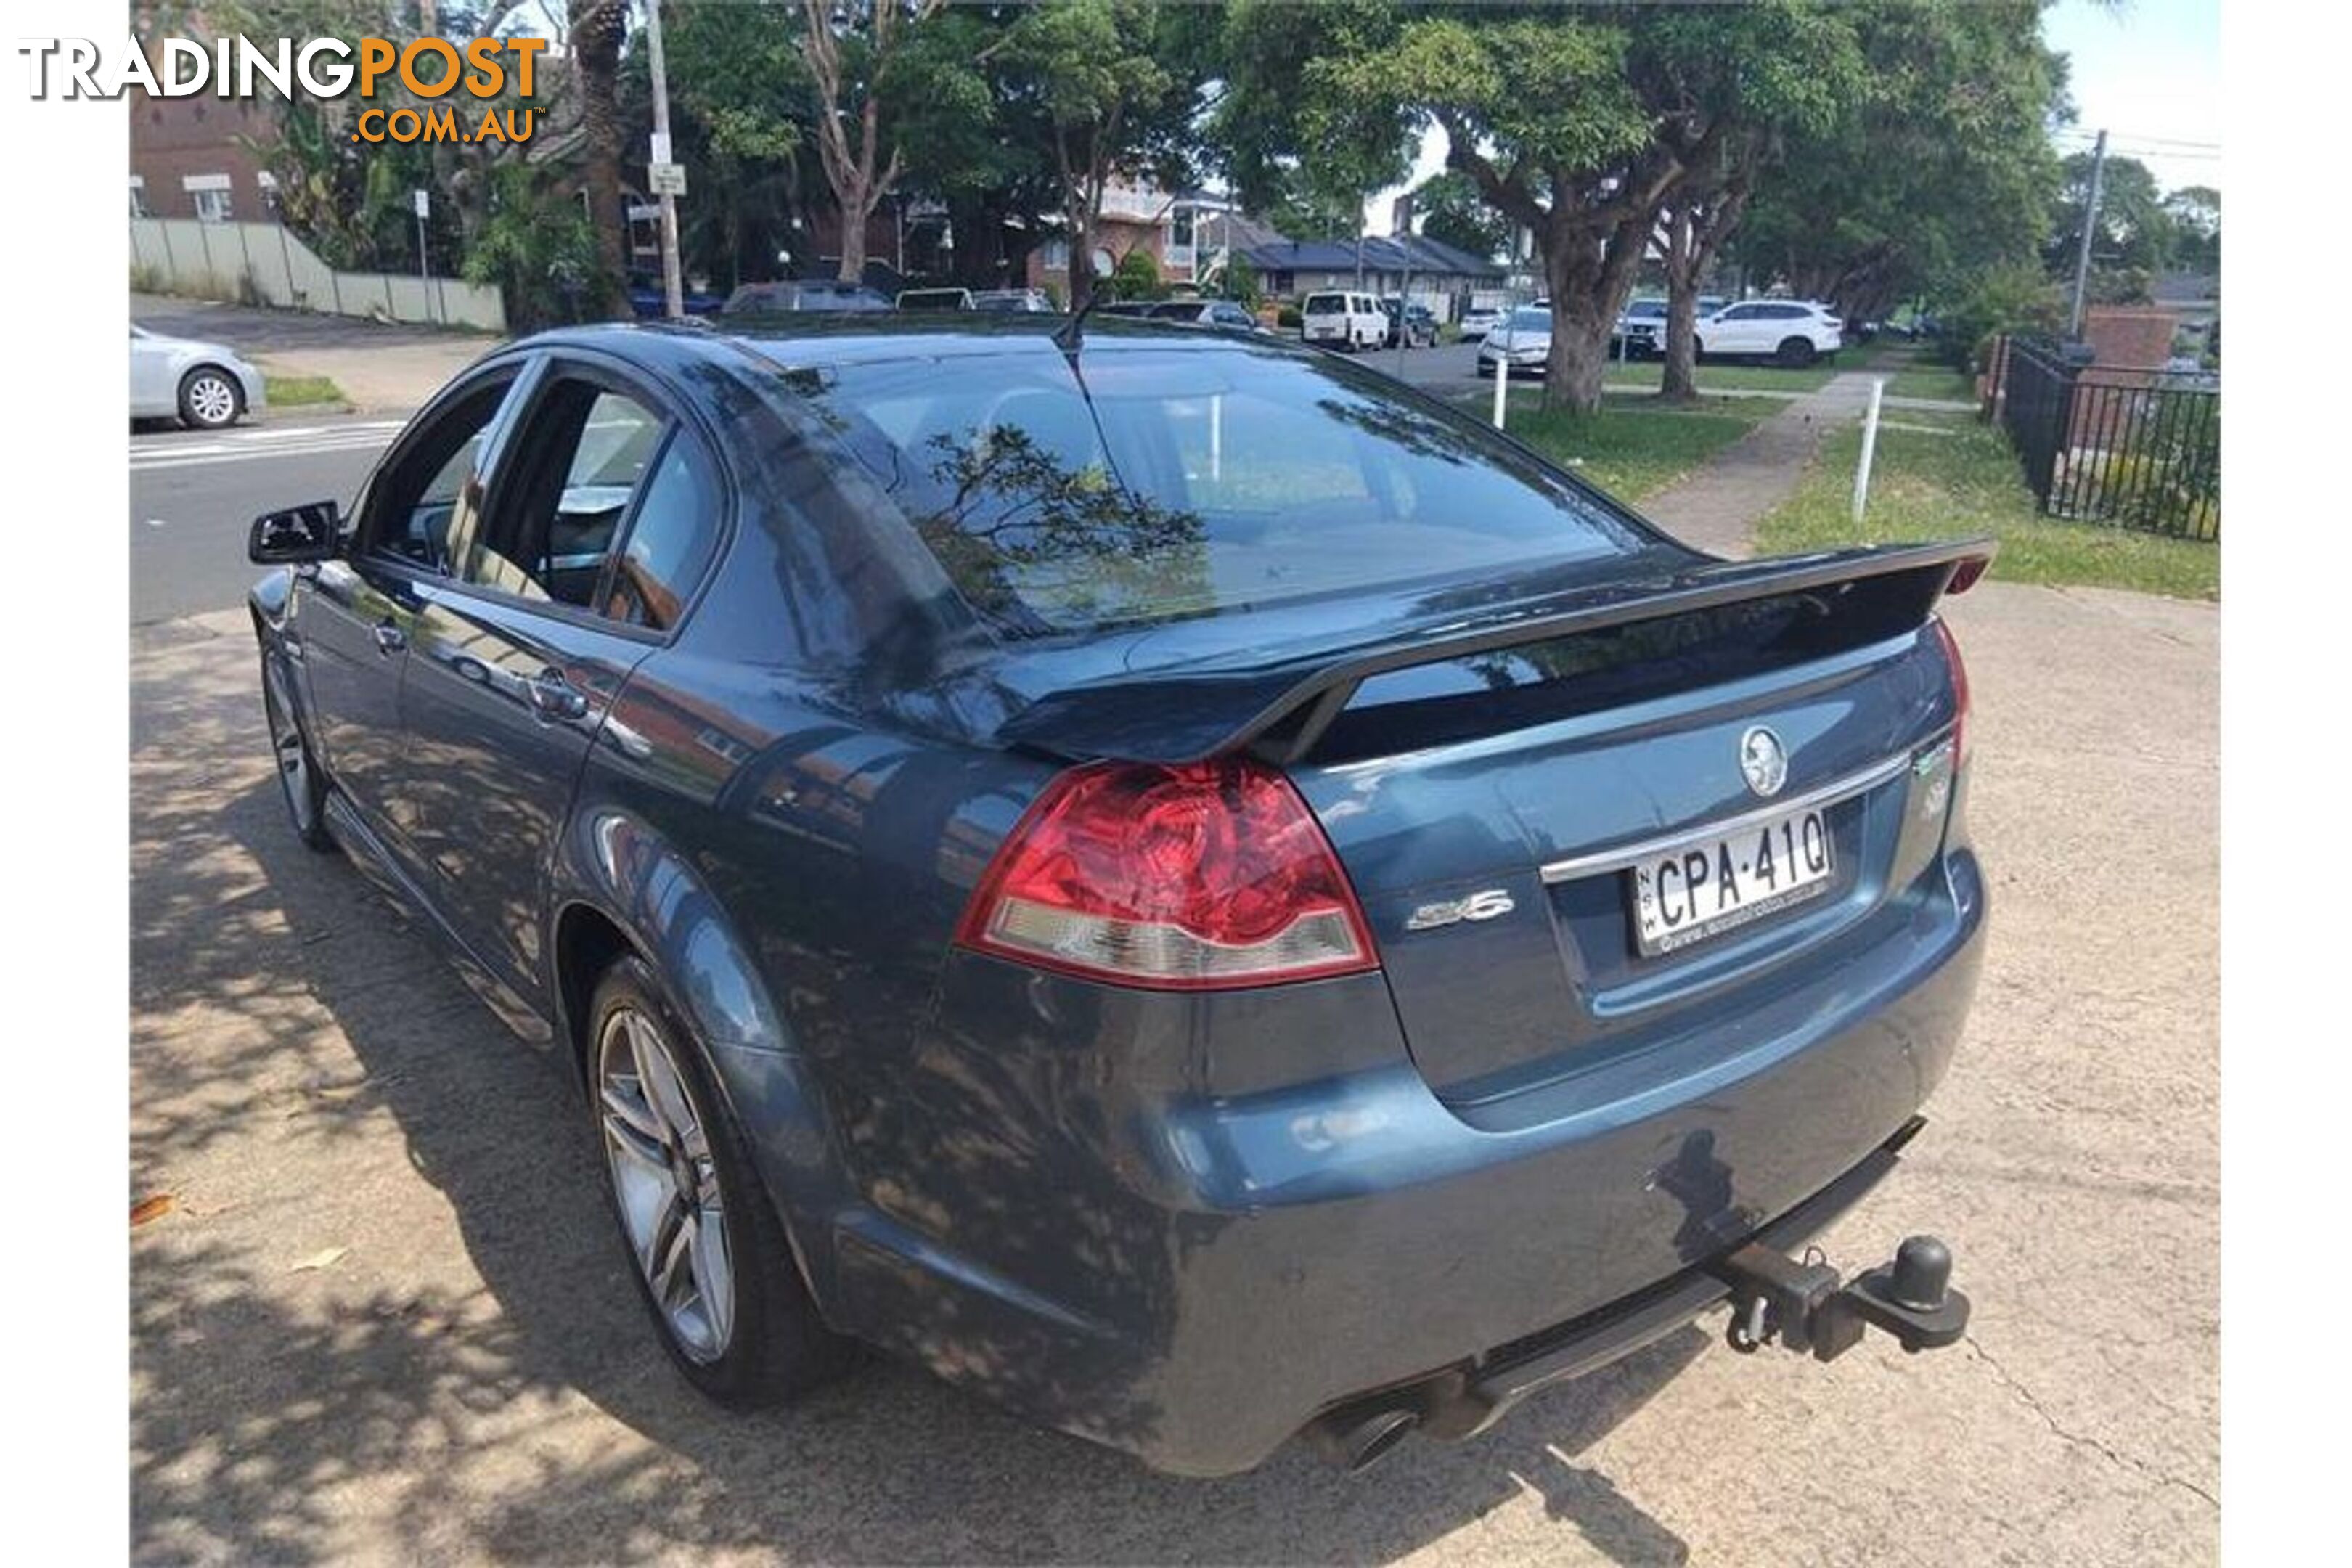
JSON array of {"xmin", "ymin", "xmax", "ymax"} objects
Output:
[
  {"xmin": 395, "ymin": 358, "xmax": 722, "ymax": 1011},
  {"xmin": 293, "ymin": 366, "xmax": 526, "ymax": 877}
]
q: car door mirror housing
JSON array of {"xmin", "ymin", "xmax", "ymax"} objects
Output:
[{"xmin": 249, "ymin": 500, "xmax": 343, "ymax": 564}]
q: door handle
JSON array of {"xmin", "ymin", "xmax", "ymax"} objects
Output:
[
  {"xmin": 372, "ymin": 621, "xmax": 407, "ymax": 656},
  {"xmin": 526, "ymin": 669, "xmax": 589, "ymax": 722}
]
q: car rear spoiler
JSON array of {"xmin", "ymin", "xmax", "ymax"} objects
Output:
[{"xmin": 995, "ymin": 539, "xmax": 1995, "ymax": 766}]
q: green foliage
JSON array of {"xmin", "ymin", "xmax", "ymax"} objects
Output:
[
  {"xmin": 460, "ymin": 163, "xmax": 610, "ymax": 331},
  {"xmin": 1222, "ymin": 253, "xmax": 1262, "ymax": 310},
  {"xmin": 2164, "ymin": 186, "xmax": 2220, "ymax": 274},
  {"xmin": 1731, "ymin": 1, "xmax": 2064, "ymax": 322},
  {"xmin": 2046, "ymin": 152, "xmax": 2172, "ymax": 279},
  {"xmin": 1937, "ymin": 260, "xmax": 2063, "ymax": 371},
  {"xmin": 1277, "ymin": 303, "xmax": 1302, "ymax": 329},
  {"xmin": 1110, "ymin": 247, "xmax": 1164, "ymax": 301},
  {"xmin": 1409, "ymin": 170, "xmax": 1509, "ymax": 260}
]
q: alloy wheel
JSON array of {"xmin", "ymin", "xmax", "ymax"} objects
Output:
[
  {"xmin": 187, "ymin": 372, "xmax": 237, "ymax": 427},
  {"xmin": 597, "ymin": 1005, "xmax": 734, "ymax": 1363}
]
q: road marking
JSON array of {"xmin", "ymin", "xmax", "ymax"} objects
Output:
[
  {"xmin": 130, "ymin": 430, "xmax": 399, "ymax": 470},
  {"xmin": 144, "ymin": 518, "xmax": 168, "ymax": 528}
]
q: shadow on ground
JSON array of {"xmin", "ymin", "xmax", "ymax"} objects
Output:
[{"xmin": 131, "ymin": 621, "xmax": 1703, "ymax": 1565}]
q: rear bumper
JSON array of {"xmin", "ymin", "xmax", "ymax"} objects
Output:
[{"xmin": 810, "ymin": 857, "xmax": 1986, "ymax": 1476}]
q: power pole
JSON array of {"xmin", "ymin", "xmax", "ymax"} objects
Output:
[
  {"xmin": 2067, "ymin": 128, "xmax": 2107, "ymax": 340},
  {"xmin": 643, "ymin": 0, "xmax": 685, "ymax": 320}
]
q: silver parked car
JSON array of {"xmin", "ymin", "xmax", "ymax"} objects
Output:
[{"xmin": 129, "ymin": 322, "xmax": 266, "ymax": 430}]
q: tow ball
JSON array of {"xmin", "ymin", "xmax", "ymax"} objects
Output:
[{"xmin": 1710, "ymin": 1234, "xmax": 1969, "ymax": 1361}]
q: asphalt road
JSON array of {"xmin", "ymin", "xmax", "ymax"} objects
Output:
[{"xmin": 130, "ymin": 415, "xmax": 395, "ymax": 625}]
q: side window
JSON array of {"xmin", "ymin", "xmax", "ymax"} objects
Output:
[
  {"xmin": 602, "ymin": 434, "xmax": 722, "ymax": 631},
  {"xmin": 465, "ymin": 380, "xmax": 664, "ymax": 607},
  {"xmin": 364, "ymin": 376, "xmax": 517, "ymax": 572}
]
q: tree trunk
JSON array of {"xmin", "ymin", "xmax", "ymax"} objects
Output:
[
  {"xmin": 1660, "ymin": 206, "xmax": 1701, "ymax": 404},
  {"xmin": 570, "ymin": 0, "xmax": 631, "ymax": 318},
  {"xmin": 1538, "ymin": 211, "xmax": 1649, "ymax": 415}
]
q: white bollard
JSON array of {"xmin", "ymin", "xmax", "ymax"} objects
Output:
[
  {"xmin": 1491, "ymin": 351, "xmax": 1508, "ymax": 430},
  {"xmin": 1851, "ymin": 376, "xmax": 1885, "ymax": 523}
]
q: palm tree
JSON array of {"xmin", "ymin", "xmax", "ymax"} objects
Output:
[{"xmin": 570, "ymin": 0, "xmax": 632, "ymax": 318}]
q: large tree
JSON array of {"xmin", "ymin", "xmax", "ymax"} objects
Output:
[
  {"xmin": 1731, "ymin": 1, "xmax": 2065, "ymax": 330},
  {"xmin": 1294, "ymin": 3, "xmax": 1862, "ymax": 412},
  {"xmin": 797, "ymin": 0, "xmax": 946, "ymax": 283},
  {"xmin": 1000, "ymin": 0, "xmax": 1200, "ymax": 311},
  {"xmin": 2045, "ymin": 150, "xmax": 2171, "ymax": 296}
]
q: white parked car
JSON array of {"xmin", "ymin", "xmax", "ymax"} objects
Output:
[
  {"xmin": 1457, "ymin": 306, "xmax": 1503, "ymax": 341},
  {"xmin": 1476, "ymin": 305, "xmax": 1553, "ymax": 378},
  {"xmin": 1691, "ymin": 299, "xmax": 1843, "ymax": 367},
  {"xmin": 130, "ymin": 322, "xmax": 266, "ymax": 429},
  {"xmin": 1299, "ymin": 290, "xmax": 1387, "ymax": 351}
]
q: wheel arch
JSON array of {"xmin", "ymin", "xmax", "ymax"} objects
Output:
[{"xmin": 547, "ymin": 813, "xmax": 859, "ymax": 1312}]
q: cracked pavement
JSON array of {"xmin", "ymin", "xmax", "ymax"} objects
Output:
[{"xmin": 130, "ymin": 573, "xmax": 2216, "ymax": 1564}]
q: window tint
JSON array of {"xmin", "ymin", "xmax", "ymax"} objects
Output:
[
  {"xmin": 603, "ymin": 434, "xmax": 722, "ymax": 631},
  {"xmin": 780, "ymin": 346, "xmax": 1645, "ymax": 637},
  {"xmin": 367, "ymin": 377, "xmax": 516, "ymax": 572},
  {"xmin": 462, "ymin": 383, "xmax": 664, "ymax": 608},
  {"xmin": 1303, "ymin": 292, "xmax": 1346, "ymax": 314}
]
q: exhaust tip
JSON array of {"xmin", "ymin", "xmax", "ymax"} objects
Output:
[{"xmin": 1313, "ymin": 1406, "xmax": 1421, "ymax": 1472}]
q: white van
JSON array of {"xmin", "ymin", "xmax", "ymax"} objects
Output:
[{"xmin": 1300, "ymin": 290, "xmax": 1386, "ymax": 351}]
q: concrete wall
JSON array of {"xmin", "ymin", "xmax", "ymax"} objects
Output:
[{"xmin": 130, "ymin": 217, "xmax": 507, "ymax": 333}]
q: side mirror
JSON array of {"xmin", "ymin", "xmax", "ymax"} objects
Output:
[{"xmin": 249, "ymin": 500, "xmax": 343, "ymax": 565}]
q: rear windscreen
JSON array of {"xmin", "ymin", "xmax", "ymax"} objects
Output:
[
  {"xmin": 772, "ymin": 346, "xmax": 1646, "ymax": 637},
  {"xmin": 1302, "ymin": 293, "xmax": 1347, "ymax": 314}
]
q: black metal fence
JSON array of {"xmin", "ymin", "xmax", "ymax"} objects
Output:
[{"xmin": 1988, "ymin": 335, "xmax": 2220, "ymax": 542}]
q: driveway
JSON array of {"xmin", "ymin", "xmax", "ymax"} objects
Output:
[{"xmin": 131, "ymin": 579, "xmax": 2216, "ymax": 1564}]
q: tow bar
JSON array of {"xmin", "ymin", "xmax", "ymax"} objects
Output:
[{"xmin": 1710, "ymin": 1233, "xmax": 1969, "ymax": 1360}]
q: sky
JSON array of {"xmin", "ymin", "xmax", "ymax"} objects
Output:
[{"xmin": 1365, "ymin": 0, "xmax": 2223, "ymax": 233}]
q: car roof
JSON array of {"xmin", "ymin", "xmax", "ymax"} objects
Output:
[{"xmin": 507, "ymin": 316, "xmax": 1291, "ymax": 381}]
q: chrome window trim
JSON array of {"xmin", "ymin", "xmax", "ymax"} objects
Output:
[{"xmin": 1536, "ymin": 749, "xmax": 1916, "ymax": 886}]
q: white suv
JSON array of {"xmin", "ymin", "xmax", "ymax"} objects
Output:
[
  {"xmin": 1300, "ymin": 290, "xmax": 1387, "ymax": 351},
  {"xmin": 1691, "ymin": 300, "xmax": 1843, "ymax": 367}
]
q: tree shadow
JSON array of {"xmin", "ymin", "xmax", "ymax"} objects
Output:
[{"xmin": 133, "ymin": 626, "xmax": 1701, "ymax": 1565}]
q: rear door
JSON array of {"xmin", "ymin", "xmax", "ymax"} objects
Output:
[{"xmin": 394, "ymin": 354, "xmax": 729, "ymax": 1010}]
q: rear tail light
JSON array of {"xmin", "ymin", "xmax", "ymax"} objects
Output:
[
  {"xmin": 1930, "ymin": 616, "xmax": 1972, "ymax": 767},
  {"xmin": 956, "ymin": 757, "xmax": 1380, "ymax": 991}
]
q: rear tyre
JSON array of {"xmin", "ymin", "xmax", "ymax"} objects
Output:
[
  {"xmin": 589, "ymin": 955, "xmax": 858, "ymax": 1407},
  {"xmin": 1776, "ymin": 336, "xmax": 1819, "ymax": 369},
  {"xmin": 179, "ymin": 366, "xmax": 243, "ymax": 430},
  {"xmin": 260, "ymin": 648, "xmax": 333, "ymax": 852}
]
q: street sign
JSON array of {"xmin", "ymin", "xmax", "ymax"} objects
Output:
[
  {"xmin": 650, "ymin": 131, "xmax": 671, "ymax": 166},
  {"xmin": 412, "ymin": 189, "xmax": 428, "ymax": 219},
  {"xmin": 647, "ymin": 163, "xmax": 687, "ymax": 197}
]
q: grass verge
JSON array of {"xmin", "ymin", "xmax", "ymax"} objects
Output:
[
  {"xmin": 264, "ymin": 374, "xmax": 348, "ymax": 409},
  {"xmin": 1755, "ymin": 418, "xmax": 2218, "ymax": 600},
  {"xmin": 1879, "ymin": 363, "xmax": 1977, "ymax": 403},
  {"xmin": 1503, "ymin": 396, "xmax": 1774, "ymax": 502}
]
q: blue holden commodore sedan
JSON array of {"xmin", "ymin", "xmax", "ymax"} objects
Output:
[{"xmin": 245, "ymin": 314, "xmax": 1990, "ymax": 1475}]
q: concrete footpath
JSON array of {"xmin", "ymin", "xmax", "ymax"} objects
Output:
[{"xmin": 1638, "ymin": 372, "xmax": 1883, "ymax": 558}]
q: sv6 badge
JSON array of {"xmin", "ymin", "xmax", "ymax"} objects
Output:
[{"xmin": 1402, "ymin": 889, "xmax": 1516, "ymax": 932}]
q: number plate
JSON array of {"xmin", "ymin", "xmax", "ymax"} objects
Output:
[{"xmin": 1628, "ymin": 805, "xmax": 1834, "ymax": 956}]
